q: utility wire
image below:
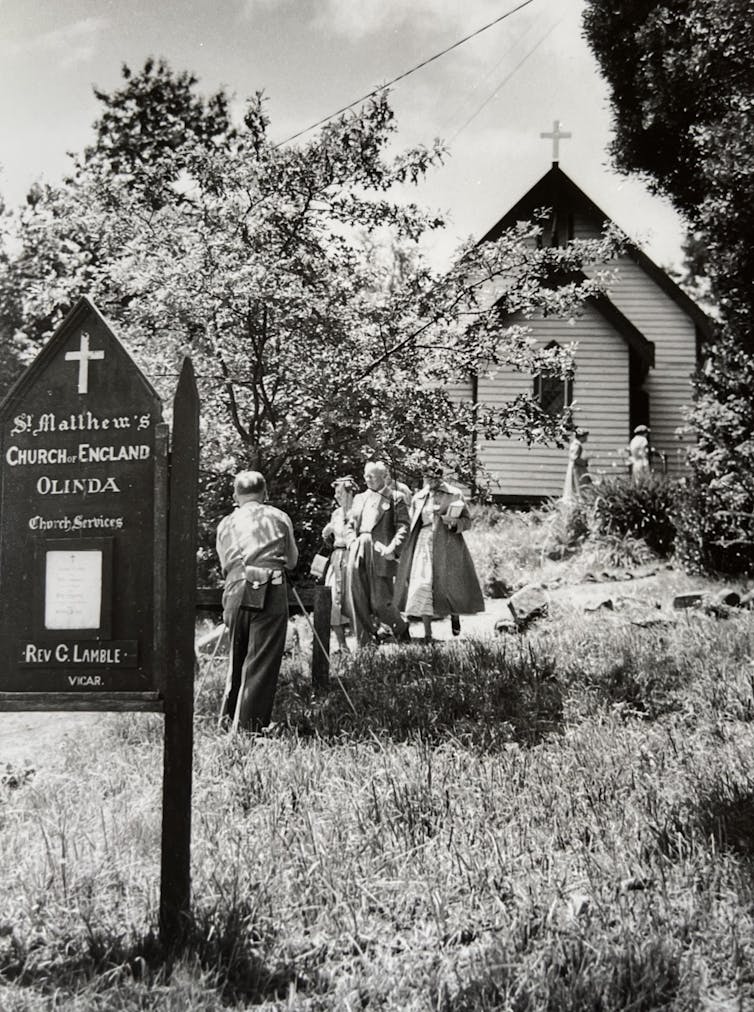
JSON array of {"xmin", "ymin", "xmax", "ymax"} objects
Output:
[
  {"xmin": 447, "ymin": 14, "xmax": 563, "ymax": 145},
  {"xmin": 275, "ymin": 0, "xmax": 539, "ymax": 147},
  {"xmin": 437, "ymin": 13, "xmax": 538, "ymax": 137}
]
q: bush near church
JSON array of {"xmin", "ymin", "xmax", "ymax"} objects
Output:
[{"xmin": 590, "ymin": 474, "xmax": 676, "ymax": 558}]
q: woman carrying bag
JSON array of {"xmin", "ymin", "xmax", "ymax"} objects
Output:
[
  {"xmin": 394, "ymin": 464, "xmax": 484, "ymax": 643},
  {"xmin": 318, "ymin": 475, "xmax": 358, "ymax": 653}
]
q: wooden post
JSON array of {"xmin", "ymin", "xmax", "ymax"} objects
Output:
[
  {"xmin": 160, "ymin": 357, "xmax": 199, "ymax": 949},
  {"xmin": 311, "ymin": 585, "xmax": 331, "ymax": 690},
  {"xmin": 153, "ymin": 422, "xmax": 169, "ymax": 699}
]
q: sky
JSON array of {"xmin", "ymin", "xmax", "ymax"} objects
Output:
[{"xmin": 0, "ymin": 0, "xmax": 687, "ymax": 272}]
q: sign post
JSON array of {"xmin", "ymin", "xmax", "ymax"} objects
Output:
[
  {"xmin": 160, "ymin": 358, "xmax": 198, "ymax": 946},
  {"xmin": 0, "ymin": 296, "xmax": 198, "ymax": 949}
]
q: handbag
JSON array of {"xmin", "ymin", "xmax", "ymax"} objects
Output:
[
  {"xmin": 310, "ymin": 553, "xmax": 330, "ymax": 581},
  {"xmin": 243, "ymin": 564, "xmax": 272, "ymax": 611},
  {"xmin": 309, "ymin": 537, "xmax": 333, "ymax": 583}
]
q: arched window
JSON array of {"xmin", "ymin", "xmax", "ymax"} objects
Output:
[{"xmin": 533, "ymin": 341, "xmax": 573, "ymax": 417}]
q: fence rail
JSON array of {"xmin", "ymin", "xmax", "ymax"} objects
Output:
[{"xmin": 195, "ymin": 584, "xmax": 329, "ymax": 687}]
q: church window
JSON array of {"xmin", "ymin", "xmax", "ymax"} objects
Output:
[{"xmin": 533, "ymin": 342, "xmax": 573, "ymax": 417}]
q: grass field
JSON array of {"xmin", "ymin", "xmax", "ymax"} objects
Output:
[{"xmin": 2, "ymin": 524, "xmax": 754, "ymax": 1009}]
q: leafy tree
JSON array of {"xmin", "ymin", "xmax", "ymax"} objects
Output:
[
  {"xmin": 583, "ymin": 0, "xmax": 754, "ymax": 341},
  {"xmin": 2, "ymin": 59, "xmax": 619, "ymax": 575},
  {"xmin": 583, "ymin": 1, "xmax": 754, "ymax": 574}
]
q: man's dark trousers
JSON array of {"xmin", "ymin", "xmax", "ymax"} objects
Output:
[{"xmin": 221, "ymin": 581, "xmax": 288, "ymax": 731}]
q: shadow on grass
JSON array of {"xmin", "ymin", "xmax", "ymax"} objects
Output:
[
  {"xmin": 0, "ymin": 899, "xmax": 315, "ymax": 1007},
  {"xmin": 447, "ymin": 929, "xmax": 691, "ymax": 1011},
  {"xmin": 271, "ymin": 639, "xmax": 564, "ymax": 751},
  {"xmin": 699, "ymin": 785, "xmax": 754, "ymax": 858},
  {"xmin": 647, "ymin": 777, "xmax": 754, "ymax": 863}
]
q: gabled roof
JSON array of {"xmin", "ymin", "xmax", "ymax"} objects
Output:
[
  {"xmin": 588, "ymin": 289, "xmax": 654, "ymax": 369},
  {"xmin": 481, "ymin": 163, "xmax": 714, "ymax": 342}
]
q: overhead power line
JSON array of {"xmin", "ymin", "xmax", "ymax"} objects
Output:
[
  {"xmin": 447, "ymin": 13, "xmax": 563, "ymax": 145},
  {"xmin": 275, "ymin": 0, "xmax": 539, "ymax": 147}
]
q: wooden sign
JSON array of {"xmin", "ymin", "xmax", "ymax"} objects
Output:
[
  {"xmin": 0, "ymin": 297, "xmax": 199, "ymax": 949},
  {"xmin": 0, "ymin": 297, "xmax": 167, "ymax": 706}
]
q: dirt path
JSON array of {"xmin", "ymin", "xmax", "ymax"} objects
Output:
[
  {"xmin": 0, "ymin": 567, "xmax": 703, "ymax": 770},
  {"xmin": 0, "ymin": 712, "xmax": 104, "ymax": 770}
]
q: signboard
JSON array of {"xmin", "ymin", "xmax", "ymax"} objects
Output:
[
  {"xmin": 0, "ymin": 296, "xmax": 199, "ymax": 948},
  {"xmin": 0, "ymin": 297, "xmax": 167, "ymax": 697}
]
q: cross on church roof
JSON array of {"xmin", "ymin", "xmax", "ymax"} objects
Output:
[{"xmin": 540, "ymin": 119, "xmax": 571, "ymax": 164}]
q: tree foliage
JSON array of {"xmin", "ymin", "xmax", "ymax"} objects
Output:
[
  {"xmin": 1, "ymin": 59, "xmax": 619, "ymax": 573},
  {"xmin": 583, "ymin": 0, "xmax": 754, "ymax": 342},
  {"xmin": 584, "ymin": 1, "xmax": 754, "ymax": 574}
]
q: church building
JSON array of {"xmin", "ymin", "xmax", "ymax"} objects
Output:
[{"xmin": 456, "ymin": 125, "xmax": 712, "ymax": 503}]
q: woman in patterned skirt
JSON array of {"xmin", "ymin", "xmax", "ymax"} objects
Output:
[{"xmin": 322, "ymin": 475, "xmax": 358, "ymax": 652}]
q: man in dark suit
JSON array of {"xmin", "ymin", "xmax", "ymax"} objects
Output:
[{"xmin": 345, "ymin": 460, "xmax": 410, "ymax": 647}]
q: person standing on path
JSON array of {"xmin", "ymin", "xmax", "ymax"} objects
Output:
[
  {"xmin": 322, "ymin": 475, "xmax": 358, "ymax": 653},
  {"xmin": 628, "ymin": 425, "xmax": 651, "ymax": 483},
  {"xmin": 344, "ymin": 460, "xmax": 410, "ymax": 647},
  {"xmin": 394, "ymin": 465, "xmax": 484, "ymax": 643},
  {"xmin": 563, "ymin": 427, "xmax": 589, "ymax": 502},
  {"xmin": 216, "ymin": 470, "xmax": 298, "ymax": 732}
]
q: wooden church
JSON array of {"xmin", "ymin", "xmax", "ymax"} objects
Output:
[{"xmin": 456, "ymin": 125, "xmax": 713, "ymax": 503}]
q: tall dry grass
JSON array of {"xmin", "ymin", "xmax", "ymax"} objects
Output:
[
  {"xmin": 2, "ymin": 599, "xmax": 754, "ymax": 1008},
  {"xmin": 465, "ymin": 501, "xmax": 663, "ymax": 600}
]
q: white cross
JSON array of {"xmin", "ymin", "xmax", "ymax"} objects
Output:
[
  {"xmin": 64, "ymin": 332, "xmax": 105, "ymax": 395},
  {"xmin": 540, "ymin": 119, "xmax": 572, "ymax": 162}
]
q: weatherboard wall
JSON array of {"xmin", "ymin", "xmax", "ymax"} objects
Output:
[
  {"xmin": 473, "ymin": 303, "xmax": 630, "ymax": 498},
  {"xmin": 572, "ymin": 210, "xmax": 697, "ymax": 475},
  {"xmin": 602, "ymin": 255, "xmax": 697, "ymax": 475}
]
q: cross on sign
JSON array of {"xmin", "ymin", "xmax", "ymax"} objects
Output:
[
  {"xmin": 64, "ymin": 332, "xmax": 105, "ymax": 395},
  {"xmin": 540, "ymin": 120, "xmax": 572, "ymax": 162}
]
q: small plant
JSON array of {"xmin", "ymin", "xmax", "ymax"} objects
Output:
[{"xmin": 590, "ymin": 474, "xmax": 676, "ymax": 557}]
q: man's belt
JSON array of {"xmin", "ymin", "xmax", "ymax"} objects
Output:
[{"xmin": 244, "ymin": 565, "xmax": 284, "ymax": 586}]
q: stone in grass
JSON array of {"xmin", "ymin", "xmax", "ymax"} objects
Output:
[
  {"xmin": 508, "ymin": 585, "xmax": 548, "ymax": 629},
  {"xmin": 689, "ymin": 587, "xmax": 743, "ymax": 618},
  {"xmin": 494, "ymin": 612, "xmax": 519, "ymax": 635},
  {"xmin": 614, "ymin": 597, "xmax": 674, "ymax": 628},
  {"xmin": 739, "ymin": 588, "xmax": 754, "ymax": 609},
  {"xmin": 584, "ymin": 598, "xmax": 614, "ymax": 613},
  {"xmin": 673, "ymin": 590, "xmax": 740, "ymax": 619},
  {"xmin": 673, "ymin": 592, "xmax": 706, "ymax": 610}
]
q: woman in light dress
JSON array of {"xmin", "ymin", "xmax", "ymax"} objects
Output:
[
  {"xmin": 563, "ymin": 427, "xmax": 589, "ymax": 501},
  {"xmin": 394, "ymin": 465, "xmax": 484, "ymax": 643},
  {"xmin": 628, "ymin": 425, "xmax": 651, "ymax": 483},
  {"xmin": 322, "ymin": 475, "xmax": 358, "ymax": 652}
]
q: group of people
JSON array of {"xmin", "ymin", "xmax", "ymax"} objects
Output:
[
  {"xmin": 323, "ymin": 460, "xmax": 484, "ymax": 649},
  {"xmin": 563, "ymin": 423, "xmax": 652, "ymax": 501},
  {"xmin": 215, "ymin": 461, "xmax": 484, "ymax": 732}
]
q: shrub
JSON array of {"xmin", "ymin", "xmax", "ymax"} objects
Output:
[
  {"xmin": 540, "ymin": 499, "xmax": 590, "ymax": 559},
  {"xmin": 590, "ymin": 474, "xmax": 676, "ymax": 557},
  {"xmin": 680, "ymin": 335, "xmax": 754, "ymax": 577},
  {"xmin": 674, "ymin": 477, "xmax": 754, "ymax": 576}
]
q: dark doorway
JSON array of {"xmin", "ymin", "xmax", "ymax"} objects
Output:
[{"xmin": 629, "ymin": 349, "xmax": 650, "ymax": 436}]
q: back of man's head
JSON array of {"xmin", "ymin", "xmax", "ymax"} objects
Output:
[{"xmin": 234, "ymin": 470, "xmax": 267, "ymax": 501}]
